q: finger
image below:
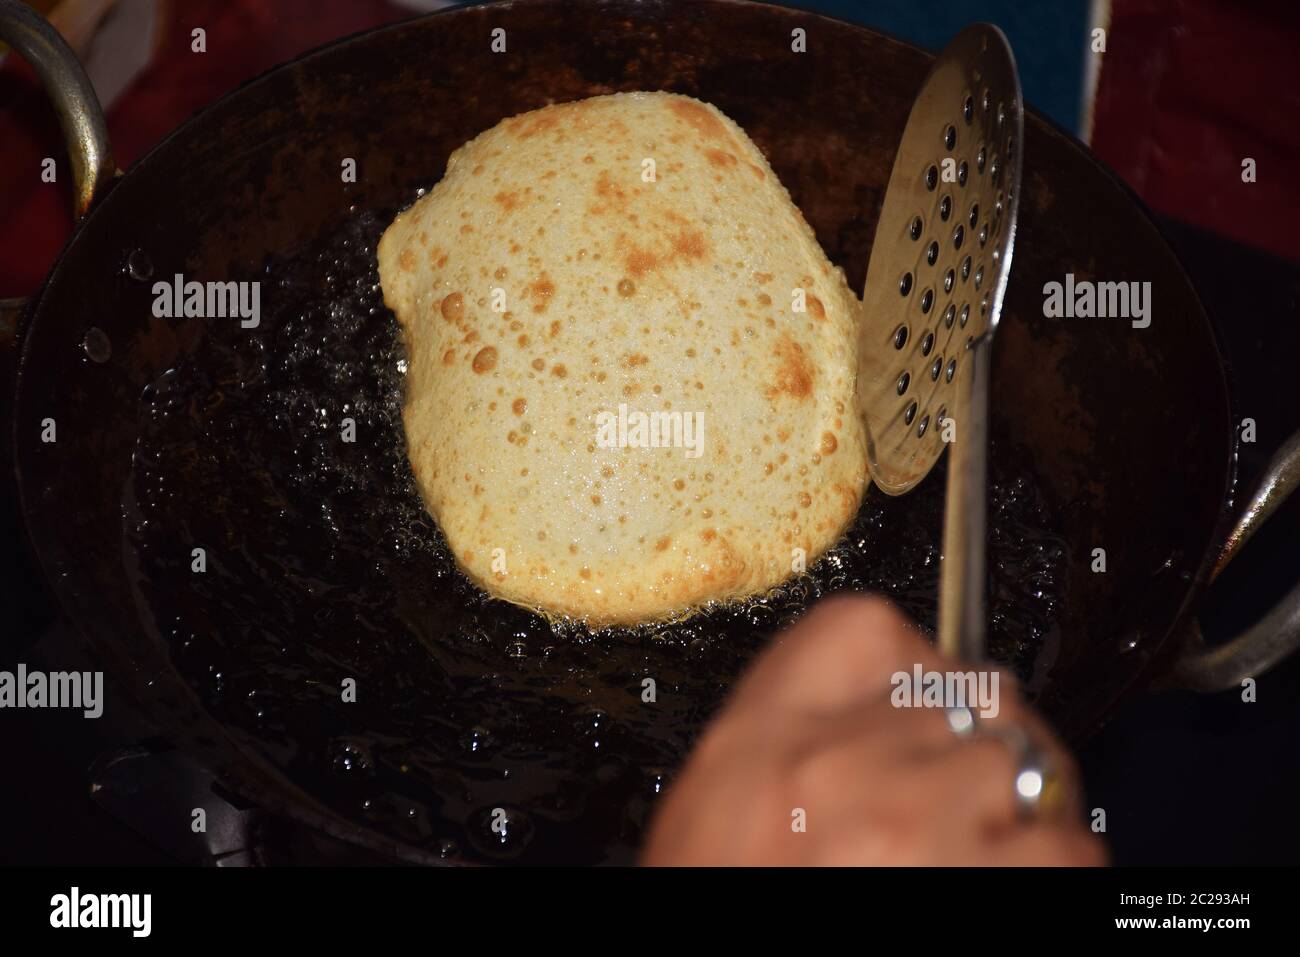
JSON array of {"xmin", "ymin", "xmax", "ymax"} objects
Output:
[
  {"xmin": 839, "ymin": 682, "xmax": 1083, "ymax": 831},
  {"xmin": 778, "ymin": 709, "xmax": 1018, "ymax": 829},
  {"xmin": 972, "ymin": 671, "xmax": 1085, "ymax": 823},
  {"xmin": 815, "ymin": 688, "xmax": 965, "ymax": 755},
  {"xmin": 919, "ymin": 733, "xmax": 1024, "ymax": 825},
  {"xmin": 730, "ymin": 594, "xmax": 947, "ymax": 716}
]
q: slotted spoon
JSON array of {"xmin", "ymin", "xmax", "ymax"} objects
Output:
[{"xmin": 855, "ymin": 23, "xmax": 1024, "ymax": 662}]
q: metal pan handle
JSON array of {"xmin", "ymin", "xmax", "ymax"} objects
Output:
[
  {"xmin": 1169, "ymin": 429, "xmax": 1300, "ymax": 691},
  {"xmin": 0, "ymin": 0, "xmax": 115, "ymax": 343},
  {"xmin": 0, "ymin": 0, "xmax": 114, "ymax": 217}
]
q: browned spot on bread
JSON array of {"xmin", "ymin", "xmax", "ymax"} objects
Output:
[
  {"xmin": 621, "ymin": 353, "xmax": 649, "ymax": 368},
  {"xmin": 472, "ymin": 346, "xmax": 498, "ymax": 374},
  {"xmin": 700, "ymin": 528, "xmax": 717, "ymax": 541},
  {"xmin": 551, "ymin": 363, "xmax": 568, "ymax": 378},
  {"xmin": 833, "ymin": 482, "xmax": 858, "ymax": 514},
  {"xmin": 807, "ymin": 294, "xmax": 826, "ymax": 320},
  {"xmin": 528, "ymin": 274, "xmax": 556, "ymax": 313},
  {"xmin": 669, "ymin": 98, "xmax": 727, "ymax": 141},
  {"xmin": 747, "ymin": 162, "xmax": 766, "ymax": 181},
  {"xmin": 753, "ymin": 271, "xmax": 773, "ymax": 284},
  {"xmin": 696, "ymin": 534, "xmax": 744, "ymax": 588},
  {"xmin": 821, "ymin": 431, "xmax": 838, "ymax": 455},
  {"xmin": 766, "ymin": 336, "xmax": 814, "ymax": 400},
  {"xmin": 442, "ymin": 349, "xmax": 456, "ymax": 365},
  {"xmin": 590, "ymin": 168, "xmax": 638, "ymax": 217},
  {"xmin": 429, "ymin": 247, "xmax": 448, "ymax": 268},
  {"xmin": 494, "ymin": 190, "xmax": 521, "ymax": 212},
  {"xmin": 440, "ymin": 292, "xmax": 464, "ymax": 322},
  {"xmin": 625, "ymin": 244, "xmax": 659, "ymax": 277},
  {"xmin": 619, "ymin": 224, "xmax": 709, "ymax": 279},
  {"xmin": 705, "ymin": 148, "xmax": 737, "ymax": 169},
  {"xmin": 655, "ymin": 536, "xmax": 671, "ymax": 552},
  {"xmin": 595, "ymin": 169, "xmax": 627, "ymax": 201},
  {"xmin": 518, "ymin": 111, "xmax": 560, "ymax": 138},
  {"xmin": 671, "ymin": 228, "xmax": 708, "ymax": 262},
  {"xmin": 398, "ymin": 249, "xmax": 415, "ymax": 272},
  {"xmin": 617, "ymin": 278, "xmax": 636, "ymax": 297},
  {"xmin": 512, "ymin": 397, "xmax": 527, "ymax": 415}
]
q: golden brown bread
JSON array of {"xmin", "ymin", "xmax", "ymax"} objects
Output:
[{"xmin": 378, "ymin": 91, "xmax": 867, "ymax": 625}]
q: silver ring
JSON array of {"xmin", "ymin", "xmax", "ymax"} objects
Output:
[
  {"xmin": 944, "ymin": 705, "xmax": 978, "ymax": 737},
  {"xmin": 1009, "ymin": 734, "xmax": 1050, "ymax": 816},
  {"xmin": 985, "ymin": 725, "xmax": 1056, "ymax": 817},
  {"xmin": 964, "ymin": 723, "xmax": 1060, "ymax": 818}
]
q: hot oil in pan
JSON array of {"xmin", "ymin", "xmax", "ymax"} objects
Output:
[{"xmin": 127, "ymin": 202, "xmax": 1067, "ymax": 865}]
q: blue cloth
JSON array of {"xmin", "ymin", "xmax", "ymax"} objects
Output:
[{"xmin": 784, "ymin": 0, "xmax": 1090, "ymax": 135}]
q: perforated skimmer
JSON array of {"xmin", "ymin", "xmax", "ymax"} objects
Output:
[{"xmin": 855, "ymin": 24, "xmax": 1023, "ymax": 661}]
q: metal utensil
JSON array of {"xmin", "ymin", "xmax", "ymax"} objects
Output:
[{"xmin": 855, "ymin": 24, "xmax": 1024, "ymax": 662}]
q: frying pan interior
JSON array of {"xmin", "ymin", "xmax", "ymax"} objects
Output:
[{"xmin": 13, "ymin": 0, "xmax": 1230, "ymax": 862}]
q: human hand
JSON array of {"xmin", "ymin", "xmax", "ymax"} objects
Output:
[{"xmin": 642, "ymin": 595, "xmax": 1106, "ymax": 866}]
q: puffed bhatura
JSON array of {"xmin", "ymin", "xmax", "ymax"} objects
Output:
[{"xmin": 378, "ymin": 92, "xmax": 868, "ymax": 625}]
